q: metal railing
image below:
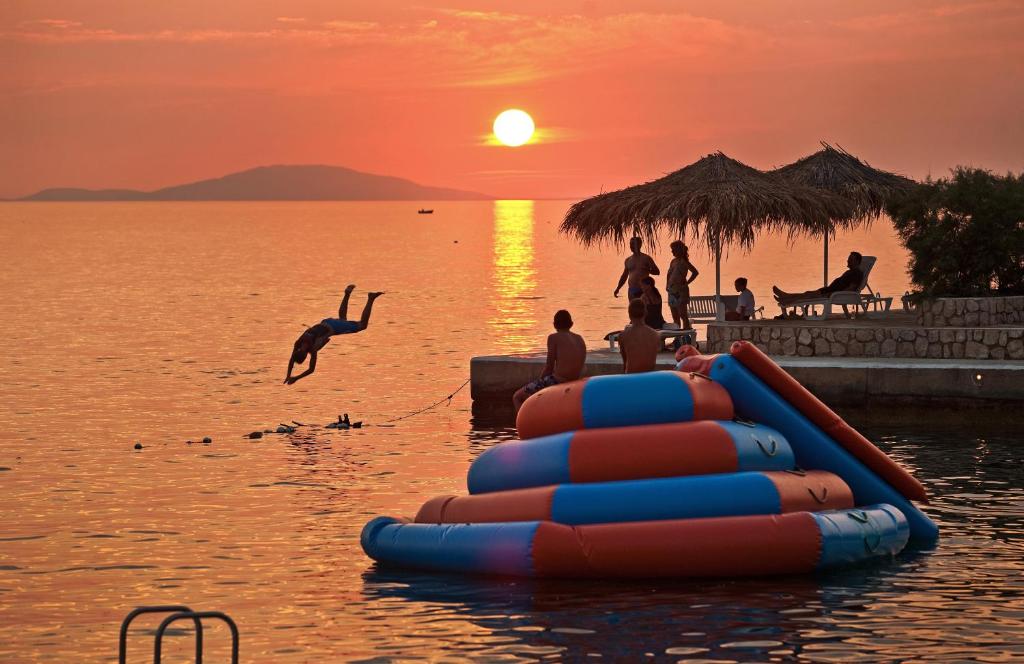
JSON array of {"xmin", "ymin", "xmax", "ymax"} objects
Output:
[{"xmin": 119, "ymin": 605, "xmax": 238, "ymax": 663}]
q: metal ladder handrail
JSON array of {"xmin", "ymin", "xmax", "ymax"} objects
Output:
[
  {"xmin": 119, "ymin": 606, "xmax": 204, "ymax": 664},
  {"xmin": 154, "ymin": 611, "xmax": 239, "ymax": 664}
]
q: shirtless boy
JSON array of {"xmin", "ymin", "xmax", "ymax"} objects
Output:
[
  {"xmin": 618, "ymin": 298, "xmax": 662, "ymax": 374},
  {"xmin": 512, "ymin": 310, "xmax": 587, "ymax": 414},
  {"xmin": 613, "ymin": 236, "xmax": 660, "ymax": 300},
  {"xmin": 284, "ymin": 285, "xmax": 383, "ymax": 385}
]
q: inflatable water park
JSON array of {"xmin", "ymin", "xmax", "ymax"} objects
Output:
[{"xmin": 361, "ymin": 341, "xmax": 938, "ymax": 578}]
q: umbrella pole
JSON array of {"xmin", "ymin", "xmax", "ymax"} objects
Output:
[
  {"xmin": 823, "ymin": 231, "xmax": 829, "ymax": 287},
  {"xmin": 715, "ymin": 234, "xmax": 723, "ymax": 321}
]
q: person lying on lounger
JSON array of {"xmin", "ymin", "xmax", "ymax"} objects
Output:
[
  {"xmin": 772, "ymin": 252, "xmax": 863, "ymax": 307},
  {"xmin": 285, "ymin": 285, "xmax": 383, "ymax": 385}
]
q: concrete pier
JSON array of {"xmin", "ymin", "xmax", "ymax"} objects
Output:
[{"xmin": 470, "ymin": 350, "xmax": 1024, "ymax": 412}]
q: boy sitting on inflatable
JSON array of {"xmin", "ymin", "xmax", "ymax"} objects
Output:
[{"xmin": 512, "ymin": 310, "xmax": 587, "ymax": 414}]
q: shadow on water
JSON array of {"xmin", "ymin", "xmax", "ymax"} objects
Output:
[
  {"xmin": 359, "ymin": 549, "xmax": 938, "ymax": 661},
  {"xmin": 350, "ymin": 415, "xmax": 1024, "ymax": 661}
]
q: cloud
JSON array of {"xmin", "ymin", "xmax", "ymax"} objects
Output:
[
  {"xmin": 432, "ymin": 8, "xmax": 526, "ymax": 23},
  {"xmin": 833, "ymin": 0, "xmax": 1022, "ymax": 31},
  {"xmin": 5, "ymin": 4, "xmax": 1020, "ymax": 95},
  {"xmin": 18, "ymin": 18, "xmax": 83, "ymax": 29},
  {"xmin": 0, "ymin": 10, "xmax": 764, "ymax": 90},
  {"xmin": 1, "ymin": 16, "xmax": 377, "ymax": 45},
  {"xmin": 322, "ymin": 20, "xmax": 378, "ymax": 31}
]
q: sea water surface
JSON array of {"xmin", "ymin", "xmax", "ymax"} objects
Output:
[{"xmin": 0, "ymin": 202, "xmax": 1021, "ymax": 662}]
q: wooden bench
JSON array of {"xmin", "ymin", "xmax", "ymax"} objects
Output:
[{"xmin": 688, "ymin": 295, "xmax": 737, "ymax": 321}]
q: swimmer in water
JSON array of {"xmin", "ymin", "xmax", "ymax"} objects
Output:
[{"xmin": 285, "ymin": 285, "xmax": 383, "ymax": 385}]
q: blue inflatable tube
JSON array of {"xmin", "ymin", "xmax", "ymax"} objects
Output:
[
  {"xmin": 468, "ymin": 421, "xmax": 797, "ymax": 495},
  {"xmin": 361, "ymin": 517, "xmax": 539, "ymax": 576},
  {"xmin": 419, "ymin": 470, "xmax": 852, "ymax": 525},
  {"xmin": 707, "ymin": 355, "xmax": 939, "ymax": 541},
  {"xmin": 813, "ymin": 503, "xmax": 910, "ymax": 568},
  {"xmin": 515, "ymin": 371, "xmax": 735, "ymax": 439},
  {"xmin": 360, "ymin": 505, "xmax": 909, "ymax": 578},
  {"xmin": 553, "ymin": 471, "xmax": 849, "ymax": 524}
]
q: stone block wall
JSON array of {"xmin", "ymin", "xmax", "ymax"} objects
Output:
[
  {"xmin": 707, "ymin": 323, "xmax": 1024, "ymax": 360},
  {"xmin": 918, "ymin": 296, "xmax": 1024, "ymax": 327}
]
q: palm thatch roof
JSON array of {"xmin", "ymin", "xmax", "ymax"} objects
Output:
[
  {"xmin": 560, "ymin": 152, "xmax": 852, "ymax": 253},
  {"xmin": 771, "ymin": 143, "xmax": 917, "ymax": 228}
]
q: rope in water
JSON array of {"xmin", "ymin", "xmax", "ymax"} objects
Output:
[{"xmin": 381, "ymin": 378, "xmax": 472, "ymax": 424}]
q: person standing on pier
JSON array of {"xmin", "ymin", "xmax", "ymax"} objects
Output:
[
  {"xmin": 512, "ymin": 310, "xmax": 587, "ymax": 414},
  {"xmin": 613, "ymin": 236, "xmax": 660, "ymax": 300},
  {"xmin": 666, "ymin": 241, "xmax": 699, "ymax": 329}
]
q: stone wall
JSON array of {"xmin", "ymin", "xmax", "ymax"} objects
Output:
[
  {"xmin": 918, "ymin": 296, "xmax": 1024, "ymax": 327},
  {"xmin": 707, "ymin": 323, "xmax": 1024, "ymax": 360}
]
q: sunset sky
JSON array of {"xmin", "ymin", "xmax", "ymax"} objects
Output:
[{"xmin": 3, "ymin": 0, "xmax": 1023, "ymax": 199}]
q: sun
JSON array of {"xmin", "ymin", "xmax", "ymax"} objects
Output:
[{"xmin": 493, "ymin": 109, "xmax": 535, "ymax": 147}]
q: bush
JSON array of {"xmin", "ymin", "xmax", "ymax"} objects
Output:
[{"xmin": 888, "ymin": 168, "xmax": 1024, "ymax": 297}]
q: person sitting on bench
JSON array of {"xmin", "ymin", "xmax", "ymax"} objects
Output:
[{"xmin": 725, "ymin": 277, "xmax": 755, "ymax": 321}]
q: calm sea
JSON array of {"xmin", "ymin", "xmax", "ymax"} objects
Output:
[{"xmin": 1, "ymin": 202, "xmax": 1021, "ymax": 662}]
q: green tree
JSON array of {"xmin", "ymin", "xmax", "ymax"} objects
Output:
[{"xmin": 887, "ymin": 168, "xmax": 1024, "ymax": 297}]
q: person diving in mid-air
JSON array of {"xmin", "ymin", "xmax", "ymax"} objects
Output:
[{"xmin": 285, "ymin": 285, "xmax": 383, "ymax": 385}]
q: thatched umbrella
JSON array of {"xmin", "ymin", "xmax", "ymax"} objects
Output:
[
  {"xmin": 771, "ymin": 143, "xmax": 916, "ymax": 286},
  {"xmin": 561, "ymin": 152, "xmax": 852, "ymax": 315}
]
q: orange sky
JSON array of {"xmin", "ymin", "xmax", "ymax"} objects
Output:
[{"xmin": 3, "ymin": 0, "xmax": 1023, "ymax": 199}]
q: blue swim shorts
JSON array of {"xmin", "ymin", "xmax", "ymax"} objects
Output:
[
  {"xmin": 321, "ymin": 318, "xmax": 361, "ymax": 335},
  {"xmin": 522, "ymin": 374, "xmax": 561, "ymax": 396},
  {"xmin": 628, "ymin": 287, "xmax": 643, "ymax": 300}
]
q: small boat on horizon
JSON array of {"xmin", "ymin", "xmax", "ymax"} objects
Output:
[{"xmin": 417, "ymin": 209, "xmax": 434, "ymax": 214}]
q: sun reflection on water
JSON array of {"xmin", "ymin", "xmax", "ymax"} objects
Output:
[{"xmin": 488, "ymin": 200, "xmax": 538, "ymax": 351}]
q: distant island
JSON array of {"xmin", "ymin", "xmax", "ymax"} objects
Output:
[{"xmin": 17, "ymin": 165, "xmax": 491, "ymax": 201}]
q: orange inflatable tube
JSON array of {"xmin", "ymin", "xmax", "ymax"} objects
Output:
[
  {"xmin": 516, "ymin": 371, "xmax": 734, "ymax": 440},
  {"xmin": 729, "ymin": 341, "xmax": 928, "ymax": 503},
  {"xmin": 531, "ymin": 512, "xmax": 822, "ymax": 578},
  {"xmin": 415, "ymin": 470, "xmax": 854, "ymax": 525}
]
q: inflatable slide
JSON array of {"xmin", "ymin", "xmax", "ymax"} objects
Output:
[{"xmin": 361, "ymin": 341, "xmax": 935, "ymax": 578}]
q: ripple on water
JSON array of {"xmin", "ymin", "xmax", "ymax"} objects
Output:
[{"xmin": 2, "ymin": 206, "xmax": 1023, "ymax": 662}]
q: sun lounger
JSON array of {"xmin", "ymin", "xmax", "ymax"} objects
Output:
[
  {"xmin": 605, "ymin": 324, "xmax": 697, "ymax": 350},
  {"xmin": 605, "ymin": 295, "xmax": 765, "ymax": 347},
  {"xmin": 779, "ymin": 256, "xmax": 889, "ymax": 320}
]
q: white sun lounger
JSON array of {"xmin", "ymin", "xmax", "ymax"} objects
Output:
[
  {"xmin": 605, "ymin": 324, "xmax": 697, "ymax": 350},
  {"xmin": 780, "ymin": 256, "xmax": 891, "ymax": 320}
]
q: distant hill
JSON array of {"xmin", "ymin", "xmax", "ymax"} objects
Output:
[
  {"xmin": 23, "ymin": 188, "xmax": 152, "ymax": 201},
  {"xmin": 19, "ymin": 165, "xmax": 491, "ymax": 201}
]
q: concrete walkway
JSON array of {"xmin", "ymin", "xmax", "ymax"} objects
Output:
[{"xmin": 470, "ymin": 350, "xmax": 1024, "ymax": 409}]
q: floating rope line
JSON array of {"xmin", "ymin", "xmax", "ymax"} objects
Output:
[{"xmin": 381, "ymin": 378, "xmax": 471, "ymax": 424}]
